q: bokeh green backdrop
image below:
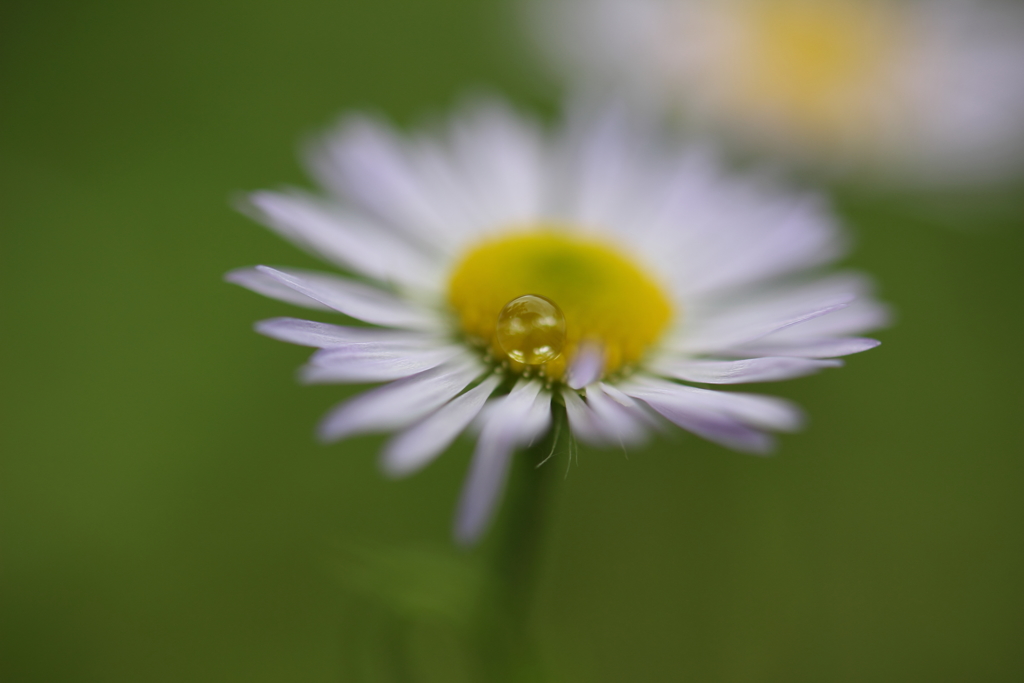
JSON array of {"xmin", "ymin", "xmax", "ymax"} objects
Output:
[{"xmin": 3, "ymin": 1, "xmax": 1024, "ymax": 681}]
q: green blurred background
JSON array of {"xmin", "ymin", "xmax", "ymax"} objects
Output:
[{"xmin": 3, "ymin": 1, "xmax": 1024, "ymax": 681}]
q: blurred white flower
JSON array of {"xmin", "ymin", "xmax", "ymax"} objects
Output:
[
  {"xmin": 228, "ymin": 100, "xmax": 886, "ymax": 543},
  {"xmin": 527, "ymin": 0, "xmax": 1024, "ymax": 184}
]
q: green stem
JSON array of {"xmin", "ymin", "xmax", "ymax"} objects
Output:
[{"xmin": 473, "ymin": 405, "xmax": 566, "ymax": 683}]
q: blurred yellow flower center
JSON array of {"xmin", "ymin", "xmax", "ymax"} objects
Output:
[
  {"xmin": 447, "ymin": 230, "xmax": 673, "ymax": 381},
  {"xmin": 712, "ymin": 0, "xmax": 903, "ymax": 138}
]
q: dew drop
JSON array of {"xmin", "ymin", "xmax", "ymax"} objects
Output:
[{"xmin": 496, "ymin": 294, "xmax": 566, "ymax": 365}]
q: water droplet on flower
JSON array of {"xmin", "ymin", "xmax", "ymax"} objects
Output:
[{"xmin": 496, "ymin": 295, "xmax": 566, "ymax": 365}]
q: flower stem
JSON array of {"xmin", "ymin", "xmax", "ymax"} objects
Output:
[{"xmin": 473, "ymin": 404, "xmax": 566, "ymax": 683}]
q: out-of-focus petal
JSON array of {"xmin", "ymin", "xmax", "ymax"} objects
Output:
[
  {"xmin": 622, "ymin": 376, "xmax": 805, "ymax": 433},
  {"xmin": 317, "ymin": 359, "xmax": 483, "ymax": 442},
  {"xmin": 382, "ymin": 375, "xmax": 503, "ymax": 478},
  {"xmin": 243, "ymin": 190, "xmax": 440, "ymax": 290},
  {"xmin": 255, "ymin": 266, "xmax": 440, "ymax": 329},
  {"xmin": 225, "ymin": 267, "xmax": 332, "ymax": 311},
  {"xmin": 649, "ymin": 356, "xmax": 843, "ymax": 384},
  {"xmin": 301, "ymin": 345, "xmax": 467, "ymax": 384},
  {"xmin": 454, "ymin": 381, "xmax": 551, "ymax": 544},
  {"xmin": 255, "ymin": 317, "xmax": 441, "ymax": 348}
]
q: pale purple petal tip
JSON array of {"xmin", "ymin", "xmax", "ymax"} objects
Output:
[
  {"xmin": 454, "ymin": 382, "xmax": 551, "ymax": 544},
  {"xmin": 382, "ymin": 375, "xmax": 501, "ymax": 478},
  {"xmin": 566, "ymin": 343, "xmax": 605, "ymax": 390}
]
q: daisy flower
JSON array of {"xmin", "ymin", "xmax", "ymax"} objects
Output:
[
  {"xmin": 526, "ymin": 0, "xmax": 1024, "ymax": 184},
  {"xmin": 227, "ymin": 100, "xmax": 886, "ymax": 543}
]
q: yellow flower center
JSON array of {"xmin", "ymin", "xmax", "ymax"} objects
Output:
[
  {"xmin": 709, "ymin": 0, "xmax": 904, "ymax": 140},
  {"xmin": 447, "ymin": 230, "xmax": 673, "ymax": 382}
]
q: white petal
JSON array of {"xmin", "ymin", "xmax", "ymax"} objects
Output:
[
  {"xmin": 623, "ymin": 376, "xmax": 804, "ymax": 433},
  {"xmin": 699, "ymin": 392, "xmax": 805, "ymax": 433},
  {"xmin": 684, "ymin": 195, "xmax": 847, "ymax": 297},
  {"xmin": 307, "ymin": 340, "xmax": 456, "ymax": 366},
  {"xmin": 309, "ymin": 116, "xmax": 464, "ymax": 250},
  {"xmin": 301, "ymin": 344, "xmax": 465, "ymax": 384},
  {"xmin": 598, "ymin": 382, "xmax": 663, "ymax": 430},
  {"xmin": 561, "ymin": 388, "xmax": 608, "ymax": 447},
  {"xmin": 454, "ymin": 381, "xmax": 551, "ymax": 544},
  {"xmin": 255, "ymin": 317, "xmax": 439, "ymax": 348},
  {"xmin": 677, "ymin": 272, "xmax": 881, "ymax": 354},
  {"xmin": 564, "ymin": 382, "xmax": 658, "ymax": 448},
  {"xmin": 628, "ymin": 146, "xmax": 727, "ymax": 258},
  {"xmin": 566, "ymin": 343, "xmax": 606, "ymax": 390},
  {"xmin": 621, "ymin": 381, "xmax": 774, "ymax": 453},
  {"xmin": 584, "ymin": 384, "xmax": 650, "ymax": 446},
  {"xmin": 382, "ymin": 375, "xmax": 502, "ymax": 478},
  {"xmin": 650, "ymin": 356, "xmax": 843, "ymax": 384},
  {"xmin": 225, "ymin": 267, "xmax": 332, "ymax": 310},
  {"xmin": 676, "ymin": 297, "xmax": 854, "ymax": 355},
  {"xmin": 732, "ymin": 337, "xmax": 881, "ymax": 359},
  {"xmin": 317, "ymin": 359, "xmax": 483, "ymax": 442},
  {"xmin": 522, "ymin": 385, "xmax": 556, "ymax": 448},
  {"xmin": 255, "ymin": 266, "xmax": 439, "ymax": 330},
  {"xmin": 557, "ymin": 103, "xmax": 653, "ymax": 230},
  {"xmin": 658, "ymin": 408, "xmax": 775, "ymax": 455},
  {"xmin": 446, "ymin": 99, "xmax": 547, "ymax": 229},
  {"xmin": 244, "ymin": 190, "xmax": 438, "ymax": 289},
  {"xmin": 763, "ymin": 298, "xmax": 892, "ymax": 339}
]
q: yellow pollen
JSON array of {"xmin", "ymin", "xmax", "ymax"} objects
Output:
[{"xmin": 447, "ymin": 230, "xmax": 673, "ymax": 382}]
